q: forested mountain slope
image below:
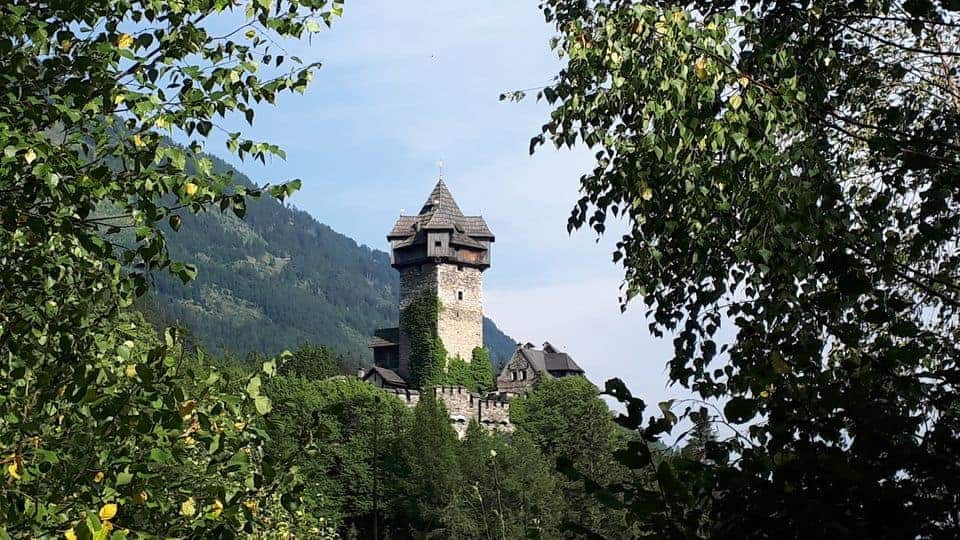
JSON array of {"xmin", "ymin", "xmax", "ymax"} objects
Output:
[{"xmin": 144, "ymin": 152, "xmax": 516, "ymax": 366}]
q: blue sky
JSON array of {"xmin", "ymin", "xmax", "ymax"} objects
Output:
[{"xmin": 203, "ymin": 2, "xmax": 690, "ymax": 411}]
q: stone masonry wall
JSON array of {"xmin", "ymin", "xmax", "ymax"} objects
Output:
[
  {"xmin": 434, "ymin": 386, "xmax": 513, "ymax": 439},
  {"xmin": 397, "ymin": 264, "xmax": 438, "ymax": 379},
  {"xmin": 478, "ymin": 398, "xmax": 511, "ymax": 428},
  {"xmin": 436, "ymin": 264, "xmax": 483, "ymax": 363},
  {"xmin": 376, "ymin": 384, "xmax": 513, "ymax": 439},
  {"xmin": 398, "ymin": 263, "xmax": 484, "ymax": 377}
]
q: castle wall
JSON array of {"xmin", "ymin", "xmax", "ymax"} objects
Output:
[
  {"xmin": 478, "ymin": 398, "xmax": 512, "ymax": 433},
  {"xmin": 434, "ymin": 385, "xmax": 475, "ymax": 438},
  {"xmin": 382, "ymin": 388, "xmax": 421, "ymax": 407},
  {"xmin": 436, "ymin": 265, "xmax": 483, "ymax": 362},
  {"xmin": 398, "ymin": 264, "xmax": 439, "ymax": 379},
  {"xmin": 398, "ymin": 263, "xmax": 483, "ymax": 375}
]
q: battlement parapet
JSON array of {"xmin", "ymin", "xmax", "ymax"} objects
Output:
[{"xmin": 383, "ymin": 388, "xmax": 421, "ymax": 406}]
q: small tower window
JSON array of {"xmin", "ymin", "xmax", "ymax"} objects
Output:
[
  {"xmin": 434, "ymin": 240, "xmax": 442, "ymax": 248},
  {"xmin": 521, "ymin": 370, "xmax": 527, "ymax": 380},
  {"xmin": 457, "ymin": 290, "xmax": 464, "ymax": 301},
  {"xmin": 510, "ymin": 370, "xmax": 517, "ymax": 381},
  {"xmin": 457, "ymin": 264, "xmax": 463, "ymax": 272}
]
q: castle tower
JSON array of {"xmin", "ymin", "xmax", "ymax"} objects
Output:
[{"xmin": 370, "ymin": 179, "xmax": 494, "ymax": 381}]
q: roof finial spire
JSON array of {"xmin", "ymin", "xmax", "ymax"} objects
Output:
[{"xmin": 436, "ymin": 159, "xmax": 444, "ymax": 181}]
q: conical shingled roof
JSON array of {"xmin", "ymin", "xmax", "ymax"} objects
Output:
[
  {"xmin": 387, "ymin": 179, "xmax": 494, "ymax": 241},
  {"xmin": 419, "ymin": 179, "xmax": 463, "ymax": 217}
]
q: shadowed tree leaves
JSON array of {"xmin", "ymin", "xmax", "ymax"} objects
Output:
[
  {"xmin": 0, "ymin": 0, "xmax": 345, "ymax": 536},
  {"xmin": 531, "ymin": 0, "xmax": 960, "ymax": 536}
]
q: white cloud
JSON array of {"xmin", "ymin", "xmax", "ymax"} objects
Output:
[{"xmin": 486, "ymin": 272, "xmax": 694, "ymax": 410}]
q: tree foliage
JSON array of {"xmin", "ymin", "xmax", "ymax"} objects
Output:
[
  {"xmin": 443, "ymin": 423, "xmax": 566, "ymax": 539},
  {"xmin": 278, "ymin": 343, "xmax": 343, "ymax": 380},
  {"xmin": 439, "ymin": 347, "xmax": 496, "ymax": 393},
  {"xmin": 531, "ymin": 0, "xmax": 960, "ymax": 536},
  {"xmin": 263, "ymin": 375, "xmax": 411, "ymax": 533},
  {"xmin": 511, "ymin": 376, "xmax": 645, "ymax": 538},
  {"xmin": 402, "ymin": 291, "xmax": 446, "ymax": 389},
  {"xmin": 392, "ymin": 390, "xmax": 462, "ymax": 532},
  {"xmin": 0, "ymin": 0, "xmax": 344, "ymax": 536}
]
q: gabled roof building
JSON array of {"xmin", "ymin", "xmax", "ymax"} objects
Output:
[{"xmin": 496, "ymin": 342, "xmax": 585, "ymax": 395}]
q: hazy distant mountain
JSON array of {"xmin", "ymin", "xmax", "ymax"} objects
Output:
[{"xmin": 143, "ymin": 151, "xmax": 516, "ymax": 367}]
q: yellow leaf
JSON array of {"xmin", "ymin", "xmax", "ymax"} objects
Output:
[
  {"xmin": 184, "ymin": 183, "xmax": 199, "ymax": 197},
  {"xmin": 694, "ymin": 56, "xmax": 708, "ymax": 81},
  {"xmin": 116, "ymin": 33, "xmax": 134, "ymax": 49},
  {"xmin": 181, "ymin": 497, "xmax": 197, "ymax": 517},
  {"xmin": 7, "ymin": 462, "xmax": 21, "ymax": 480},
  {"xmin": 179, "ymin": 399, "xmax": 197, "ymax": 418},
  {"xmin": 132, "ymin": 134, "xmax": 145, "ymax": 148},
  {"xmin": 94, "ymin": 471, "xmax": 104, "ymax": 483},
  {"xmin": 641, "ymin": 187, "xmax": 653, "ymax": 201},
  {"xmin": 99, "ymin": 503, "xmax": 118, "ymax": 521},
  {"xmin": 23, "ymin": 149, "xmax": 37, "ymax": 164},
  {"xmin": 729, "ymin": 94, "xmax": 743, "ymax": 110},
  {"xmin": 133, "ymin": 490, "xmax": 148, "ymax": 504},
  {"xmin": 113, "ymin": 94, "xmax": 125, "ymax": 106},
  {"xmin": 760, "ymin": 390, "xmax": 770, "ymax": 398},
  {"xmin": 125, "ymin": 365, "xmax": 138, "ymax": 378},
  {"xmin": 738, "ymin": 76, "xmax": 750, "ymax": 88},
  {"xmin": 64, "ymin": 528, "xmax": 77, "ymax": 540},
  {"xmin": 212, "ymin": 499, "xmax": 224, "ymax": 518},
  {"xmin": 234, "ymin": 421, "xmax": 246, "ymax": 431},
  {"xmin": 60, "ymin": 40, "xmax": 73, "ymax": 52}
]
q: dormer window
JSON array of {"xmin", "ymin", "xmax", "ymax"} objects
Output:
[
  {"xmin": 520, "ymin": 370, "xmax": 527, "ymax": 381},
  {"xmin": 510, "ymin": 370, "xmax": 517, "ymax": 381}
]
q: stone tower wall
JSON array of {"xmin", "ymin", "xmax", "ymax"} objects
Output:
[
  {"xmin": 436, "ymin": 264, "xmax": 483, "ymax": 363},
  {"xmin": 397, "ymin": 264, "xmax": 438, "ymax": 379},
  {"xmin": 397, "ymin": 263, "xmax": 483, "ymax": 377}
]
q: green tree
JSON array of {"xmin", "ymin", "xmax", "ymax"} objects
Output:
[
  {"xmin": 528, "ymin": 0, "xmax": 960, "ymax": 536},
  {"xmin": 263, "ymin": 376, "xmax": 411, "ymax": 534},
  {"xmin": 440, "ymin": 347, "xmax": 495, "ymax": 393},
  {"xmin": 444, "ymin": 423, "xmax": 565, "ymax": 539},
  {"xmin": 279, "ymin": 343, "xmax": 343, "ymax": 380},
  {"xmin": 510, "ymin": 376, "xmax": 639, "ymax": 538},
  {"xmin": 0, "ymin": 0, "xmax": 343, "ymax": 536},
  {"xmin": 394, "ymin": 390, "xmax": 461, "ymax": 532},
  {"xmin": 470, "ymin": 346, "xmax": 496, "ymax": 393}
]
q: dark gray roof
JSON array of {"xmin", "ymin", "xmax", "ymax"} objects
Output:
[
  {"xmin": 363, "ymin": 366, "xmax": 407, "ymax": 387},
  {"xmin": 387, "ymin": 179, "xmax": 494, "ymax": 243},
  {"xmin": 507, "ymin": 342, "xmax": 584, "ymax": 377},
  {"xmin": 369, "ymin": 327, "xmax": 399, "ymax": 348},
  {"xmin": 450, "ymin": 232, "xmax": 485, "ymax": 249}
]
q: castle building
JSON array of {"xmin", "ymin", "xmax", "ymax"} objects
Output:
[
  {"xmin": 496, "ymin": 342, "xmax": 585, "ymax": 395},
  {"xmin": 361, "ymin": 177, "xmax": 586, "ymax": 438},
  {"xmin": 369, "ymin": 178, "xmax": 494, "ymax": 381}
]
